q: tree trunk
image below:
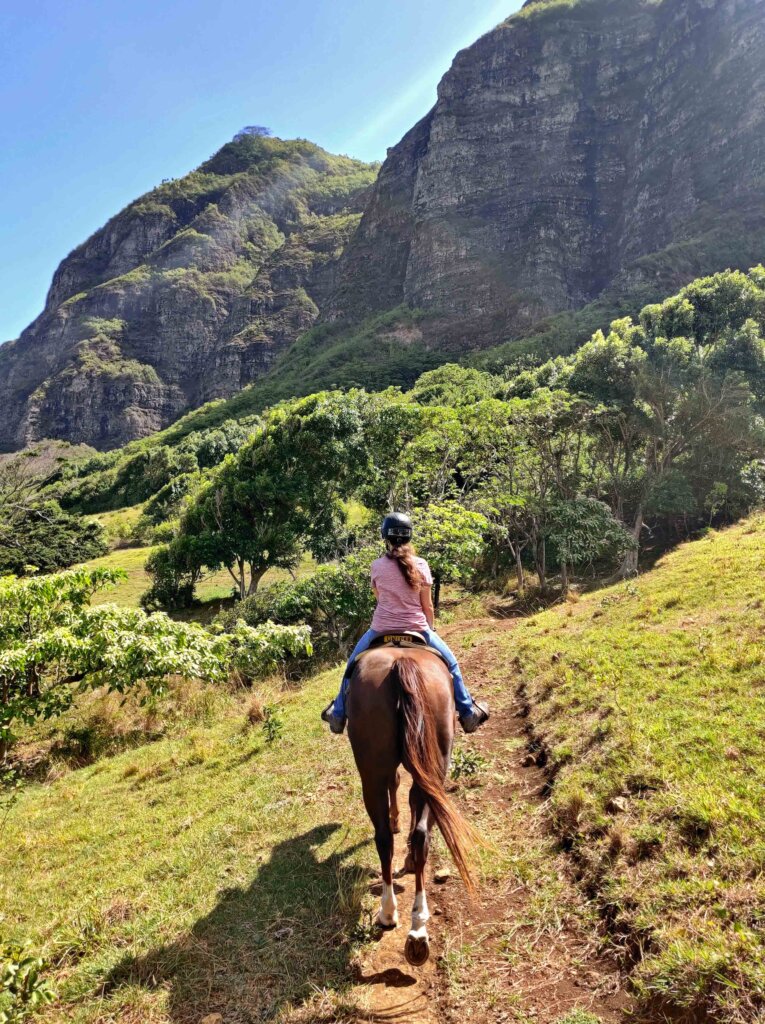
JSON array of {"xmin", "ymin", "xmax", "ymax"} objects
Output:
[
  {"xmin": 237, "ymin": 558, "xmax": 246, "ymax": 601},
  {"xmin": 560, "ymin": 560, "xmax": 569, "ymax": 597},
  {"xmin": 433, "ymin": 573, "xmax": 442, "ymax": 612},
  {"xmin": 535, "ymin": 538, "xmax": 547, "ymax": 593},
  {"xmin": 247, "ymin": 564, "xmax": 267, "ymax": 596},
  {"xmin": 612, "ymin": 509, "xmax": 643, "ymax": 580},
  {"xmin": 515, "ymin": 549, "xmax": 525, "ymax": 592}
]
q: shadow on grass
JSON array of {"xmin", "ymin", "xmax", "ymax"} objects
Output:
[{"xmin": 103, "ymin": 823, "xmax": 371, "ymax": 1022}]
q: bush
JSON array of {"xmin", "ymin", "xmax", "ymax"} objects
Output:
[
  {"xmin": 218, "ymin": 547, "xmax": 377, "ymax": 659},
  {"xmin": 0, "ymin": 941, "xmax": 55, "ymax": 1024},
  {"xmin": 0, "ymin": 567, "xmax": 312, "ymax": 757}
]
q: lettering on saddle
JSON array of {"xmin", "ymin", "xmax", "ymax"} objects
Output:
[{"xmin": 354, "ymin": 631, "xmax": 449, "ymax": 668}]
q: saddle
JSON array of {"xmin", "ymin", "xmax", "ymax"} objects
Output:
[{"xmin": 354, "ymin": 631, "xmax": 449, "ymax": 668}]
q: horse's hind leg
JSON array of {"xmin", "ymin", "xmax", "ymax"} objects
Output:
[
  {"xmin": 401, "ymin": 781, "xmax": 419, "ymax": 874},
  {"xmin": 362, "ymin": 778, "xmax": 398, "ymax": 928},
  {"xmin": 389, "ymin": 769, "xmax": 401, "ymax": 835},
  {"xmin": 404, "ymin": 786, "xmax": 433, "ymax": 966}
]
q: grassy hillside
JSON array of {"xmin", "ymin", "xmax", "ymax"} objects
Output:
[
  {"xmin": 3, "ymin": 519, "xmax": 765, "ymax": 1022},
  {"xmin": 0, "ymin": 668, "xmax": 372, "ymax": 1023},
  {"xmin": 512, "ymin": 514, "xmax": 765, "ymax": 1021},
  {"xmin": 79, "ymin": 546, "xmax": 315, "ymax": 616}
]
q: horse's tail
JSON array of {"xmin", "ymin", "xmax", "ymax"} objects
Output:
[{"xmin": 391, "ymin": 656, "xmax": 477, "ymax": 893}]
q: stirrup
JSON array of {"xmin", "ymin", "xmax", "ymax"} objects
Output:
[
  {"xmin": 459, "ymin": 701, "xmax": 490, "ymax": 734},
  {"xmin": 321, "ymin": 700, "xmax": 346, "ymax": 735}
]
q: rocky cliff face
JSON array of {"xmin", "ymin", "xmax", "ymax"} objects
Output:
[
  {"xmin": 328, "ymin": 0, "xmax": 765, "ymax": 349},
  {"xmin": 3, "ymin": 0, "xmax": 764, "ymax": 450},
  {"xmin": 0, "ymin": 135, "xmax": 375, "ymax": 450}
]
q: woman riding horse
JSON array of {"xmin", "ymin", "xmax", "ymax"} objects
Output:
[{"xmin": 321, "ymin": 512, "xmax": 489, "ymax": 734}]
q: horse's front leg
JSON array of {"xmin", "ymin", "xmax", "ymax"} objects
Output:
[{"xmin": 405, "ymin": 795, "xmax": 432, "ymax": 965}]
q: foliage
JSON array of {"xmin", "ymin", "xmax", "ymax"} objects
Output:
[
  {"xmin": 0, "ymin": 460, "xmax": 106, "ymax": 576},
  {"xmin": 546, "ymin": 496, "xmax": 633, "ymax": 590},
  {"xmin": 0, "ymin": 941, "xmax": 54, "ymax": 1024},
  {"xmin": 219, "ymin": 548, "xmax": 377, "ymax": 659},
  {"xmin": 408, "ymin": 364, "xmax": 502, "ymax": 407},
  {"xmin": 0, "ymin": 567, "xmax": 311, "ymax": 757},
  {"xmin": 450, "ymin": 746, "xmax": 487, "ymax": 780},
  {"xmin": 0, "ymin": 501, "xmax": 106, "ymax": 577},
  {"xmin": 261, "ymin": 704, "xmax": 284, "ymax": 745},
  {"xmin": 416, "ymin": 503, "xmax": 488, "ymax": 606},
  {"xmin": 146, "ymin": 392, "xmax": 372, "ymax": 605}
]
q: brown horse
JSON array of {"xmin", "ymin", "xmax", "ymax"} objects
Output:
[{"xmin": 347, "ymin": 645, "xmax": 476, "ymax": 966}]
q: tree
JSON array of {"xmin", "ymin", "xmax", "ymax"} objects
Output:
[
  {"xmin": 546, "ymin": 497, "xmax": 634, "ymax": 595},
  {"xmin": 416, "ymin": 503, "xmax": 488, "ymax": 610},
  {"xmin": 0, "ymin": 500, "xmax": 107, "ymax": 576},
  {"xmin": 0, "ymin": 459, "xmax": 107, "ymax": 576},
  {"xmin": 568, "ymin": 280, "xmax": 765, "ymax": 576},
  {"xmin": 408, "ymin": 364, "xmax": 500, "ymax": 407},
  {"xmin": 234, "ymin": 125, "xmax": 271, "ymax": 139},
  {"xmin": 146, "ymin": 392, "xmax": 371, "ymax": 605},
  {"xmin": 0, "ymin": 567, "xmax": 312, "ymax": 760}
]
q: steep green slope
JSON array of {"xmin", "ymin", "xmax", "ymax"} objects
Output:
[{"xmin": 513, "ymin": 514, "xmax": 765, "ymax": 1021}]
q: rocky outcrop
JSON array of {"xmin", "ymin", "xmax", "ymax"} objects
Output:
[
  {"xmin": 0, "ymin": 135, "xmax": 375, "ymax": 450},
  {"xmin": 327, "ymin": 0, "xmax": 765, "ymax": 348}
]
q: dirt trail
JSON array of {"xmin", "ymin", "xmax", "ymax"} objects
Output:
[{"xmin": 344, "ymin": 616, "xmax": 628, "ymax": 1024}]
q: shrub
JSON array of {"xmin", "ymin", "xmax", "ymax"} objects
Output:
[
  {"xmin": 219, "ymin": 547, "xmax": 377, "ymax": 659},
  {"xmin": 0, "ymin": 941, "xmax": 55, "ymax": 1024},
  {"xmin": 0, "ymin": 567, "xmax": 312, "ymax": 758}
]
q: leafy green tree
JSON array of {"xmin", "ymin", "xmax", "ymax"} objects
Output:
[
  {"xmin": 547, "ymin": 496, "xmax": 633, "ymax": 595},
  {"xmin": 140, "ymin": 543, "xmax": 204, "ymax": 610},
  {"xmin": 568, "ymin": 282, "xmax": 765, "ymax": 575},
  {"xmin": 408, "ymin": 364, "xmax": 500, "ymax": 407},
  {"xmin": 0, "ymin": 567, "xmax": 312, "ymax": 759},
  {"xmin": 0, "ymin": 453, "xmax": 107, "ymax": 576},
  {"xmin": 416, "ymin": 503, "xmax": 488, "ymax": 609},
  {"xmin": 146, "ymin": 392, "xmax": 370, "ymax": 605}
]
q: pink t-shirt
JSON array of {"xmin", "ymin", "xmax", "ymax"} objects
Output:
[{"xmin": 370, "ymin": 554, "xmax": 433, "ymax": 633}]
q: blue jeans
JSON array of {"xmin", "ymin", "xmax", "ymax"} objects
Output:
[{"xmin": 332, "ymin": 628, "xmax": 474, "ymax": 718}]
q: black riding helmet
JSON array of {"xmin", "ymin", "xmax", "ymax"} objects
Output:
[{"xmin": 381, "ymin": 512, "xmax": 413, "ymax": 546}]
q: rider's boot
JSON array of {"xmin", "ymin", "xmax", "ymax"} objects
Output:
[
  {"xmin": 321, "ymin": 699, "xmax": 347, "ymax": 734},
  {"xmin": 459, "ymin": 700, "xmax": 490, "ymax": 734}
]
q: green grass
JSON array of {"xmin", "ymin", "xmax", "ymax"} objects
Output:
[
  {"xmin": 0, "ymin": 603, "xmax": 611, "ymax": 1024},
  {"xmin": 6, "ymin": 521, "xmax": 765, "ymax": 1021},
  {"xmin": 0, "ymin": 669, "xmax": 373, "ymax": 1023},
  {"xmin": 86, "ymin": 505, "xmax": 146, "ymax": 549},
  {"xmin": 80, "ymin": 547, "xmax": 316, "ymax": 616},
  {"xmin": 511, "ymin": 515, "xmax": 765, "ymax": 1022}
]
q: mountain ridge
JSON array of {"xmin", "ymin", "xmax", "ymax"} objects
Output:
[{"xmin": 2, "ymin": 0, "xmax": 765, "ymax": 450}]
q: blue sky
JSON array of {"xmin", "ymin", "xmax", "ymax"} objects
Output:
[{"xmin": 0, "ymin": 0, "xmax": 519, "ymax": 342}]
